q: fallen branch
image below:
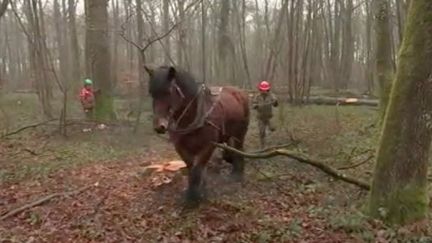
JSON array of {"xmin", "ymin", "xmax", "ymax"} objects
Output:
[
  {"xmin": 0, "ymin": 185, "xmax": 92, "ymax": 221},
  {"xmin": 1, "ymin": 118, "xmax": 58, "ymax": 138},
  {"xmin": 214, "ymin": 143, "xmax": 371, "ymax": 190}
]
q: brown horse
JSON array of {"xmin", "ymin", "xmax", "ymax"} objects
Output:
[{"xmin": 145, "ymin": 65, "xmax": 250, "ymax": 205}]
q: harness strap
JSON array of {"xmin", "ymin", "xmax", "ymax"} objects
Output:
[{"xmin": 169, "ymin": 84, "xmax": 212, "ymax": 135}]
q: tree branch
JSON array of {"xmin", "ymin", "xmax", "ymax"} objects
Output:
[
  {"xmin": 214, "ymin": 143, "xmax": 371, "ymax": 190},
  {"xmin": 119, "ymin": 0, "xmax": 202, "ymax": 58}
]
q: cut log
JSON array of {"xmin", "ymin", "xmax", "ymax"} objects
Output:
[
  {"xmin": 247, "ymin": 91, "xmax": 379, "ymax": 107},
  {"xmin": 302, "ymin": 96, "xmax": 378, "ymax": 107}
]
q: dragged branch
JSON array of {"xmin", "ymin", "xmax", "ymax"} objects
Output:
[{"xmin": 214, "ymin": 143, "xmax": 371, "ymax": 190}]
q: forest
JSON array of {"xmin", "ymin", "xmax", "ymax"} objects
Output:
[{"xmin": 0, "ymin": 0, "xmax": 431, "ymax": 242}]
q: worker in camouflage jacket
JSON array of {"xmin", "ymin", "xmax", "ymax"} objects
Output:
[{"xmin": 252, "ymin": 81, "xmax": 278, "ymax": 148}]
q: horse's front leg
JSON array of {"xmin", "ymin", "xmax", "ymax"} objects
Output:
[
  {"xmin": 175, "ymin": 146, "xmax": 194, "ymax": 169},
  {"xmin": 186, "ymin": 145, "xmax": 214, "ymax": 205}
]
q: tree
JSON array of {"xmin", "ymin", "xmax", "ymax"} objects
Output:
[
  {"xmin": 68, "ymin": 0, "xmax": 81, "ymax": 89},
  {"xmin": 85, "ymin": 0, "xmax": 115, "ymax": 120},
  {"xmin": 374, "ymin": 0, "xmax": 394, "ymax": 120},
  {"xmin": 163, "ymin": 0, "xmax": 171, "ymax": 63},
  {"xmin": 22, "ymin": 0, "xmax": 53, "ymax": 118},
  {"xmin": 368, "ymin": 0, "xmax": 432, "ymax": 225},
  {"xmin": 0, "ymin": 0, "xmax": 9, "ymax": 20}
]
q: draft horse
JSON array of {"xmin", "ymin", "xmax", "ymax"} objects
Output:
[{"xmin": 145, "ymin": 65, "xmax": 250, "ymax": 205}]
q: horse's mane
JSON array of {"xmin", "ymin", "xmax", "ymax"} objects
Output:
[{"xmin": 150, "ymin": 66, "xmax": 199, "ymax": 97}]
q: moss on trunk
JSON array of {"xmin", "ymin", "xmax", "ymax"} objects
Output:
[
  {"xmin": 95, "ymin": 93, "xmax": 115, "ymax": 121},
  {"xmin": 368, "ymin": 0, "xmax": 432, "ymax": 225}
]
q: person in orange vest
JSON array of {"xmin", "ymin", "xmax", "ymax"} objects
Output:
[
  {"xmin": 252, "ymin": 81, "xmax": 278, "ymax": 148},
  {"xmin": 79, "ymin": 78, "xmax": 95, "ymax": 120}
]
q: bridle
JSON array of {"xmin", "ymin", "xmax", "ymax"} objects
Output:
[{"xmin": 164, "ymin": 79, "xmax": 213, "ymax": 135}]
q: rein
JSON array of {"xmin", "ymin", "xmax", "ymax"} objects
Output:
[{"xmin": 168, "ymin": 82, "xmax": 219, "ymax": 135}]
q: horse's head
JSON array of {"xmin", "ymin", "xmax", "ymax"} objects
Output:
[{"xmin": 145, "ymin": 65, "xmax": 198, "ymax": 134}]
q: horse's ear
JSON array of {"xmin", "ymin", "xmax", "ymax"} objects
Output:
[
  {"xmin": 167, "ymin": 66, "xmax": 176, "ymax": 81},
  {"xmin": 144, "ymin": 65, "xmax": 153, "ymax": 77}
]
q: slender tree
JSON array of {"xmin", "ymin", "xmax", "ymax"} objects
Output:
[
  {"xmin": 0, "ymin": 0, "xmax": 9, "ymax": 20},
  {"xmin": 375, "ymin": 0, "xmax": 394, "ymax": 119},
  {"xmin": 68, "ymin": 0, "xmax": 81, "ymax": 89}
]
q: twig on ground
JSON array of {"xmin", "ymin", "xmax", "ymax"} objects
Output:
[
  {"xmin": 22, "ymin": 148, "xmax": 38, "ymax": 156},
  {"xmin": 214, "ymin": 143, "xmax": 371, "ymax": 190},
  {"xmin": 0, "ymin": 185, "xmax": 93, "ymax": 221}
]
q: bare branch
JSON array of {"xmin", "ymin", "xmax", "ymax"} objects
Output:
[{"xmin": 119, "ymin": 0, "xmax": 203, "ymax": 62}]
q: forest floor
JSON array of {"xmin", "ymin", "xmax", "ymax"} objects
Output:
[{"xmin": 0, "ymin": 93, "xmax": 431, "ymax": 242}]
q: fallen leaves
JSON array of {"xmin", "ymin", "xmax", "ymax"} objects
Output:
[{"xmin": 150, "ymin": 174, "xmax": 174, "ymax": 187}]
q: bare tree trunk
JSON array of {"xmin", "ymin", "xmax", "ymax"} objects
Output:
[
  {"xmin": 374, "ymin": 0, "xmax": 394, "ymax": 119},
  {"xmin": 331, "ymin": 0, "xmax": 342, "ymax": 91},
  {"xmin": 68, "ymin": 0, "xmax": 81, "ymax": 89},
  {"xmin": 123, "ymin": 0, "xmax": 133, "ymax": 73},
  {"xmin": 25, "ymin": 0, "xmax": 53, "ymax": 118},
  {"xmin": 176, "ymin": 0, "xmax": 186, "ymax": 68},
  {"xmin": 216, "ymin": 0, "xmax": 233, "ymax": 83},
  {"xmin": 339, "ymin": 0, "xmax": 354, "ymax": 90},
  {"xmin": 365, "ymin": 0, "xmax": 374, "ymax": 94},
  {"xmin": 0, "ymin": 0, "xmax": 9, "ymax": 20},
  {"xmin": 54, "ymin": 0, "xmax": 69, "ymax": 84},
  {"xmin": 111, "ymin": 0, "xmax": 119, "ymax": 88},
  {"xmin": 264, "ymin": 0, "xmax": 288, "ymax": 81},
  {"xmin": 163, "ymin": 0, "xmax": 171, "ymax": 64},
  {"xmin": 133, "ymin": 0, "xmax": 146, "ymax": 132},
  {"xmin": 287, "ymin": 0, "xmax": 297, "ymax": 102},
  {"xmin": 233, "ymin": 0, "xmax": 251, "ymax": 88}
]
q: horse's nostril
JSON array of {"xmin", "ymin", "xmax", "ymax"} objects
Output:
[{"xmin": 154, "ymin": 125, "xmax": 167, "ymax": 134}]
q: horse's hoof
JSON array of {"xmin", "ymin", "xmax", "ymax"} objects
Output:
[
  {"xmin": 183, "ymin": 199, "xmax": 200, "ymax": 210},
  {"xmin": 185, "ymin": 189, "xmax": 202, "ymax": 203}
]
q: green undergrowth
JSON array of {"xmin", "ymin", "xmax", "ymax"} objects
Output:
[{"xmin": 0, "ymin": 93, "xmax": 155, "ymax": 183}]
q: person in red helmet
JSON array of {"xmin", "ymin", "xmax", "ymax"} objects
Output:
[{"xmin": 252, "ymin": 81, "xmax": 279, "ymax": 148}]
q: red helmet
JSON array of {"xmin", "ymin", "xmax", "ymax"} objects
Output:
[{"xmin": 258, "ymin": 81, "xmax": 271, "ymax": 91}]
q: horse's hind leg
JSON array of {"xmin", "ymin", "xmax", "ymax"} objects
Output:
[{"xmin": 229, "ymin": 128, "xmax": 248, "ymax": 182}]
